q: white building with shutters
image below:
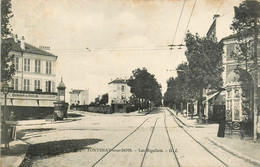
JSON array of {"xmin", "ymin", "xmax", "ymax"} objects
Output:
[{"xmin": 1, "ymin": 36, "xmax": 58, "ymax": 119}]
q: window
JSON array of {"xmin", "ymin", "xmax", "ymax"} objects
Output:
[
  {"xmin": 13, "ymin": 57, "xmax": 19, "ymax": 70},
  {"xmin": 234, "ymin": 89, "xmax": 240, "ymax": 98},
  {"xmin": 35, "ymin": 60, "xmax": 41, "ymax": 73},
  {"xmin": 121, "ymin": 85, "xmax": 125, "ymax": 91},
  {"xmin": 15, "ymin": 78, "xmax": 18, "ymax": 90},
  {"xmin": 45, "ymin": 81, "xmax": 51, "ymax": 92},
  {"xmin": 52, "ymin": 82, "xmax": 55, "ymax": 92},
  {"xmin": 24, "ymin": 79, "xmax": 30, "ymax": 91},
  {"xmin": 227, "ymin": 90, "xmax": 232, "ymax": 99},
  {"xmin": 34, "ymin": 80, "xmax": 41, "ymax": 90},
  {"xmin": 11, "ymin": 79, "xmax": 14, "ymax": 88},
  {"xmin": 24, "ymin": 58, "xmax": 30, "ymax": 71},
  {"xmin": 46, "ymin": 61, "xmax": 52, "ymax": 74},
  {"xmin": 12, "ymin": 78, "xmax": 19, "ymax": 90},
  {"xmin": 226, "ymin": 43, "xmax": 235, "ymax": 61}
]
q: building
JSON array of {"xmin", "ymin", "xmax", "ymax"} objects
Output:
[
  {"xmin": 220, "ymin": 34, "xmax": 260, "ymax": 137},
  {"xmin": 1, "ymin": 36, "xmax": 58, "ymax": 119},
  {"xmin": 69, "ymin": 89, "xmax": 89, "ymax": 105},
  {"xmin": 108, "ymin": 78, "xmax": 131, "ymax": 112}
]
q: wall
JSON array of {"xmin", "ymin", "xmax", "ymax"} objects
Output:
[{"xmin": 87, "ymin": 105, "xmax": 111, "ymax": 114}]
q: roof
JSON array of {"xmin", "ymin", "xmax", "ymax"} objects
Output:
[
  {"xmin": 57, "ymin": 80, "xmax": 66, "ymax": 89},
  {"xmin": 206, "ymin": 19, "xmax": 216, "ymax": 37},
  {"xmin": 220, "ymin": 34, "xmax": 240, "ymax": 42},
  {"xmin": 220, "ymin": 30, "xmax": 260, "ymax": 43},
  {"xmin": 5, "ymin": 38, "xmax": 57, "ymax": 58},
  {"xmin": 108, "ymin": 79, "xmax": 128, "ymax": 84},
  {"xmin": 69, "ymin": 89, "xmax": 84, "ymax": 94}
]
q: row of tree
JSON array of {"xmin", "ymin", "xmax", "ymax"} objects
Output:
[
  {"xmin": 164, "ymin": 33, "xmax": 224, "ymax": 123},
  {"xmin": 163, "ymin": 0, "xmax": 260, "ymax": 128}
]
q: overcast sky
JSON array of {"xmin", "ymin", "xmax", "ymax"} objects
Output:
[{"xmin": 10, "ymin": 0, "xmax": 243, "ymax": 102}]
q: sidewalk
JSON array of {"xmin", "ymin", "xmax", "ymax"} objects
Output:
[
  {"xmin": 1, "ymin": 111, "xmax": 84, "ymax": 167},
  {"xmin": 168, "ymin": 108, "xmax": 260, "ymax": 166},
  {"xmin": 1, "ymin": 140, "xmax": 29, "ymax": 167}
]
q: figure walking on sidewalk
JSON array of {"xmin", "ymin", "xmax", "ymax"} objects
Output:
[{"xmin": 217, "ymin": 109, "xmax": 225, "ymax": 137}]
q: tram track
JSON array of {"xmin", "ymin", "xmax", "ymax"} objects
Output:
[
  {"xmin": 163, "ymin": 110, "xmax": 181, "ymax": 167},
  {"xmin": 140, "ymin": 108, "xmax": 181, "ymax": 167},
  {"xmin": 165, "ymin": 107, "xmax": 229, "ymax": 167},
  {"xmin": 91, "ymin": 116, "xmax": 152, "ymax": 167},
  {"xmin": 140, "ymin": 118, "xmax": 159, "ymax": 167},
  {"xmin": 92, "ymin": 108, "xmax": 182, "ymax": 167}
]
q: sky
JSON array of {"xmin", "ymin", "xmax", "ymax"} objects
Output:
[{"xmin": 10, "ymin": 0, "xmax": 244, "ymax": 102}]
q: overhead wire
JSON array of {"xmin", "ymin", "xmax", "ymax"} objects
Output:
[
  {"xmin": 51, "ymin": 46, "xmax": 171, "ymax": 53},
  {"xmin": 181, "ymin": 0, "xmax": 197, "ymax": 44},
  {"xmin": 215, "ymin": 0, "xmax": 223, "ymax": 14},
  {"xmin": 171, "ymin": 0, "xmax": 186, "ymax": 46},
  {"xmin": 169, "ymin": 0, "xmax": 186, "ymax": 56}
]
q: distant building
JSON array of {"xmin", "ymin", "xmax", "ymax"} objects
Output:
[
  {"xmin": 108, "ymin": 78, "xmax": 131, "ymax": 112},
  {"xmin": 69, "ymin": 89, "xmax": 89, "ymax": 105},
  {"xmin": 1, "ymin": 36, "xmax": 58, "ymax": 119}
]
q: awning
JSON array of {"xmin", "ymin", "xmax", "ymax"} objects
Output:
[{"xmin": 206, "ymin": 91, "xmax": 220, "ymax": 101}]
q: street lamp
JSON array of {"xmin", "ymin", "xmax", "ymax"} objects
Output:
[{"xmin": 2, "ymin": 82, "xmax": 9, "ymax": 149}]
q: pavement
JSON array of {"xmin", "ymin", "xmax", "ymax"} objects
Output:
[
  {"xmin": 1, "ymin": 107, "xmax": 260, "ymax": 167},
  {"xmin": 0, "ymin": 109, "xmax": 153, "ymax": 167},
  {"xmin": 167, "ymin": 108, "xmax": 260, "ymax": 166}
]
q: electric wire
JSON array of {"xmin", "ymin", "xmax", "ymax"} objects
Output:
[
  {"xmin": 171, "ymin": 0, "xmax": 186, "ymax": 46},
  {"xmin": 215, "ymin": 0, "xmax": 223, "ymax": 14},
  {"xmin": 181, "ymin": 0, "xmax": 197, "ymax": 44},
  {"xmin": 169, "ymin": 0, "xmax": 186, "ymax": 56}
]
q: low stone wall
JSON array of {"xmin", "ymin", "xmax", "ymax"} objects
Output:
[
  {"xmin": 1, "ymin": 106, "xmax": 54, "ymax": 120},
  {"xmin": 87, "ymin": 105, "xmax": 111, "ymax": 114}
]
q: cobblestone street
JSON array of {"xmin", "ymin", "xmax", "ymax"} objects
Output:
[{"xmin": 11, "ymin": 108, "xmax": 259, "ymax": 167}]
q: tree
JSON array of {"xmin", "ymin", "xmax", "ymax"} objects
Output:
[
  {"xmin": 185, "ymin": 32, "xmax": 224, "ymax": 123},
  {"xmin": 128, "ymin": 68, "xmax": 162, "ymax": 109},
  {"xmin": 163, "ymin": 62, "xmax": 197, "ymax": 113},
  {"xmin": 1, "ymin": 0, "xmax": 15, "ymax": 82},
  {"xmin": 100, "ymin": 93, "xmax": 108, "ymax": 105},
  {"xmin": 230, "ymin": 0, "xmax": 260, "ymax": 141}
]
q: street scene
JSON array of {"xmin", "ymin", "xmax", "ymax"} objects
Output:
[
  {"xmin": 3, "ymin": 108, "xmax": 260, "ymax": 167},
  {"xmin": 1, "ymin": 0, "xmax": 260, "ymax": 166}
]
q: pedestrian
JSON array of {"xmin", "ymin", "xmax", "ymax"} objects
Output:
[
  {"xmin": 9, "ymin": 111, "xmax": 17, "ymax": 140},
  {"xmin": 217, "ymin": 109, "xmax": 225, "ymax": 137}
]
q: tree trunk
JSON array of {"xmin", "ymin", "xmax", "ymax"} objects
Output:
[
  {"xmin": 197, "ymin": 88, "xmax": 204, "ymax": 124},
  {"xmin": 253, "ymin": 17, "xmax": 259, "ymax": 141}
]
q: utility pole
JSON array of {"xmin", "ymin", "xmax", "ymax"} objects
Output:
[{"xmin": 253, "ymin": 17, "xmax": 259, "ymax": 141}]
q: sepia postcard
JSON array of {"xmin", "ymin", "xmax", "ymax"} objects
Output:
[{"xmin": 1, "ymin": 0, "xmax": 260, "ymax": 166}]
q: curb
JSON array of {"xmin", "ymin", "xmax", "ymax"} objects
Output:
[
  {"xmin": 144, "ymin": 108, "xmax": 156, "ymax": 115},
  {"xmin": 166, "ymin": 108, "xmax": 190, "ymax": 127},
  {"xmin": 208, "ymin": 137, "xmax": 260, "ymax": 166}
]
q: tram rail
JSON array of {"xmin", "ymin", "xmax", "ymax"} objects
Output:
[{"xmin": 165, "ymin": 107, "xmax": 228, "ymax": 167}]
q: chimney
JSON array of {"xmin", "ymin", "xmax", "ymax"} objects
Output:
[
  {"xmin": 14, "ymin": 34, "xmax": 18, "ymax": 43},
  {"xmin": 20, "ymin": 36, "xmax": 25, "ymax": 50}
]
